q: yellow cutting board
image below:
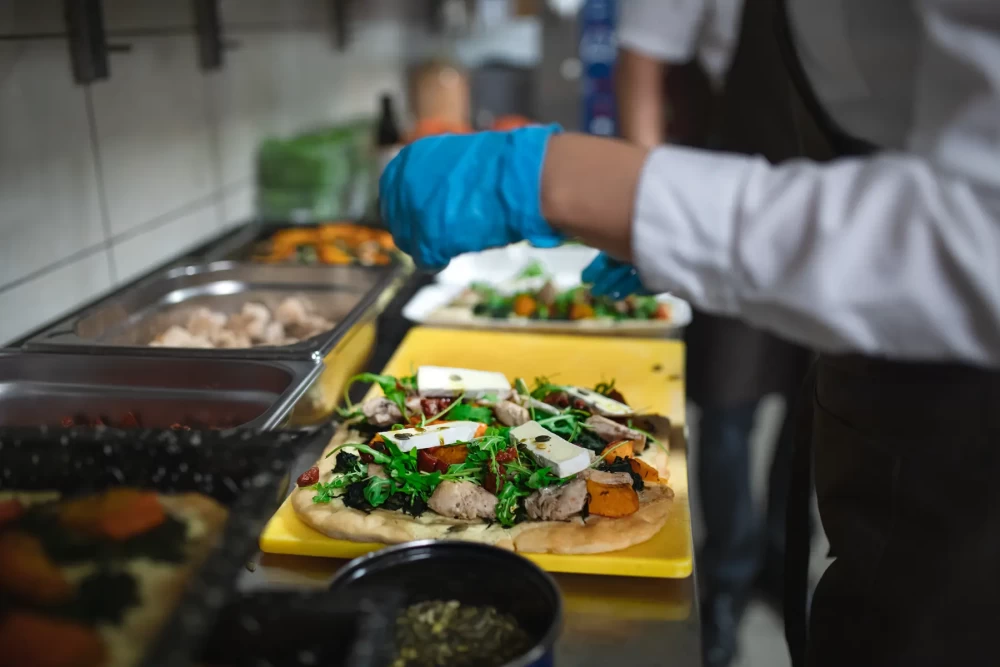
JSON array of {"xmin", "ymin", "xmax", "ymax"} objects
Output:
[{"xmin": 260, "ymin": 327, "xmax": 693, "ymax": 578}]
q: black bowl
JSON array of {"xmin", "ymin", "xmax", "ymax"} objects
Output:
[{"xmin": 329, "ymin": 540, "xmax": 563, "ymax": 667}]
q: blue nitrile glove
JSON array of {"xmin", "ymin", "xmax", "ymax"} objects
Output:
[
  {"xmin": 582, "ymin": 252, "xmax": 652, "ymax": 300},
  {"xmin": 379, "ymin": 125, "xmax": 564, "ymax": 270}
]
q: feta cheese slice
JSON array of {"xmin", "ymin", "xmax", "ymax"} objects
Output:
[
  {"xmin": 379, "ymin": 421, "xmax": 483, "ymax": 453},
  {"xmin": 561, "ymin": 386, "xmax": 633, "ymax": 417},
  {"xmin": 510, "ymin": 421, "xmax": 592, "ymax": 479},
  {"xmin": 417, "ymin": 366, "xmax": 512, "ymax": 398}
]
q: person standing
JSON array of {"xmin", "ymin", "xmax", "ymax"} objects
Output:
[
  {"xmin": 617, "ymin": 3, "xmax": 810, "ymax": 665},
  {"xmin": 380, "ymin": 1, "xmax": 1000, "ymax": 665}
]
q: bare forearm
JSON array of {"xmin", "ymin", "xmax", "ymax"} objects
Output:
[
  {"xmin": 616, "ymin": 49, "xmax": 666, "ymax": 149},
  {"xmin": 540, "ymin": 133, "xmax": 649, "ymax": 261}
]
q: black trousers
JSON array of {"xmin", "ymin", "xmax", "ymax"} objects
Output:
[{"xmin": 806, "ymin": 355, "xmax": 1000, "ymax": 666}]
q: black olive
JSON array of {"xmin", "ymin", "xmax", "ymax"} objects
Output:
[{"xmin": 533, "ymin": 435, "xmax": 551, "ymax": 442}]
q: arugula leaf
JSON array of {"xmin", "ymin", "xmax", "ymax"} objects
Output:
[
  {"xmin": 516, "ymin": 260, "xmax": 546, "ymax": 280},
  {"xmin": 343, "ymin": 372, "xmax": 410, "ymax": 417},
  {"xmin": 495, "ymin": 483, "xmax": 531, "ymax": 527},
  {"xmin": 363, "ymin": 477, "xmax": 393, "ymax": 507},
  {"xmin": 526, "ymin": 467, "xmax": 560, "ymax": 490},
  {"xmin": 447, "ymin": 402, "xmax": 494, "ymax": 423}
]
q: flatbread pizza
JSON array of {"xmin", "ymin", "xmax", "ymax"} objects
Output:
[
  {"xmin": 291, "ymin": 368, "xmax": 674, "ymax": 554},
  {"xmin": 0, "ymin": 489, "xmax": 228, "ymax": 667}
]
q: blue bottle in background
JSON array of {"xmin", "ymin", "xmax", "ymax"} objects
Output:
[{"xmin": 579, "ymin": 0, "xmax": 617, "ymax": 136}]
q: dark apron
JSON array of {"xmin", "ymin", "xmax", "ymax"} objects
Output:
[
  {"xmin": 712, "ymin": 1, "xmax": 1000, "ymax": 666},
  {"xmin": 680, "ymin": 0, "xmax": 813, "ymax": 408}
]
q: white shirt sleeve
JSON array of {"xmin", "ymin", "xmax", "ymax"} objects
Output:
[
  {"xmin": 631, "ymin": 0, "xmax": 1000, "ymax": 366},
  {"xmin": 617, "ymin": 0, "xmax": 707, "ymax": 63}
]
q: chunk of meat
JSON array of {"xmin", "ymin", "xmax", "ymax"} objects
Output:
[
  {"xmin": 367, "ymin": 463, "xmax": 388, "ymax": 479},
  {"xmin": 211, "ymin": 328, "xmax": 252, "ymax": 349},
  {"xmin": 537, "ymin": 281, "xmax": 558, "ymax": 307},
  {"xmin": 362, "ymin": 396, "xmax": 403, "ymax": 427},
  {"xmin": 186, "ymin": 307, "xmax": 226, "ymax": 338},
  {"xmin": 427, "ymin": 481, "xmax": 497, "ymax": 520},
  {"xmin": 151, "ymin": 325, "xmax": 212, "ymax": 348},
  {"xmin": 286, "ymin": 314, "xmax": 333, "ymax": 341},
  {"xmin": 238, "ymin": 302, "xmax": 272, "ymax": 341},
  {"xmin": 261, "ymin": 321, "xmax": 287, "ymax": 346},
  {"xmin": 585, "ymin": 415, "xmax": 647, "ymax": 452},
  {"xmin": 275, "ymin": 295, "xmax": 312, "ymax": 326},
  {"xmin": 578, "ymin": 468, "xmax": 634, "ymax": 486},
  {"xmin": 525, "ymin": 478, "xmax": 588, "ymax": 521},
  {"xmin": 493, "ymin": 400, "xmax": 530, "ymax": 426}
]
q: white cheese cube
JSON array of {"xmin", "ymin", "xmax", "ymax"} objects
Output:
[
  {"xmin": 417, "ymin": 366, "xmax": 512, "ymax": 399},
  {"xmin": 510, "ymin": 421, "xmax": 592, "ymax": 479},
  {"xmin": 379, "ymin": 421, "xmax": 483, "ymax": 452},
  {"xmin": 561, "ymin": 386, "xmax": 633, "ymax": 417}
]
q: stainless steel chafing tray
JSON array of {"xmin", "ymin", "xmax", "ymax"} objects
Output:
[
  {"xmin": 0, "ymin": 350, "xmax": 321, "ymax": 430},
  {"xmin": 25, "ymin": 261, "xmax": 397, "ymax": 361}
]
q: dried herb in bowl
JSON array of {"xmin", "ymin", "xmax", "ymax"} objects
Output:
[{"xmin": 392, "ymin": 599, "xmax": 533, "ymax": 667}]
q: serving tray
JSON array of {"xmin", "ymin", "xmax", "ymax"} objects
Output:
[{"xmin": 259, "ymin": 327, "xmax": 692, "ymax": 579}]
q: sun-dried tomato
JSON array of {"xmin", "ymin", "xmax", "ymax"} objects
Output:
[
  {"xmin": 484, "ymin": 463, "xmax": 507, "ymax": 494},
  {"xmin": 420, "ymin": 397, "xmax": 454, "ymax": 417},
  {"xmin": 360, "ymin": 440, "xmax": 388, "ymax": 464},
  {"xmin": 495, "ymin": 446, "xmax": 518, "ymax": 463},
  {"xmin": 296, "ymin": 466, "xmax": 320, "ymax": 487},
  {"xmin": 543, "ymin": 392, "xmax": 570, "ymax": 409}
]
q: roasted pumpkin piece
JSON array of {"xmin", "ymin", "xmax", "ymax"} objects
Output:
[
  {"xmin": 600, "ymin": 439, "xmax": 635, "ymax": 463},
  {"xmin": 59, "ymin": 489, "xmax": 166, "ymax": 541},
  {"xmin": 569, "ymin": 303, "xmax": 595, "ymax": 320},
  {"xmin": 271, "ymin": 228, "xmax": 320, "ymax": 249},
  {"xmin": 417, "ymin": 444, "xmax": 470, "ymax": 473},
  {"xmin": 586, "ymin": 480, "xmax": 640, "ymax": 518},
  {"xmin": 512, "ymin": 294, "xmax": 537, "ymax": 317},
  {"xmin": 0, "ymin": 532, "xmax": 73, "ymax": 604},
  {"xmin": 0, "ymin": 499, "xmax": 25, "ymax": 526},
  {"xmin": 0, "ymin": 612, "xmax": 107, "ymax": 667},
  {"xmin": 629, "ymin": 458, "xmax": 662, "ymax": 484},
  {"xmin": 318, "ymin": 244, "xmax": 354, "ymax": 264}
]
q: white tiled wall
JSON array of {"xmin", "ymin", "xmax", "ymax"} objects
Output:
[{"xmin": 0, "ymin": 0, "xmax": 426, "ymax": 345}]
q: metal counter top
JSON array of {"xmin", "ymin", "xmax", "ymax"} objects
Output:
[{"xmin": 238, "ymin": 275, "xmax": 703, "ymax": 667}]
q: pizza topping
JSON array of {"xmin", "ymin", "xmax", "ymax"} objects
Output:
[
  {"xmin": 0, "ymin": 612, "xmax": 107, "ymax": 667},
  {"xmin": 296, "ymin": 466, "xmax": 321, "ymax": 487},
  {"xmin": 510, "ymin": 422, "xmax": 591, "ymax": 479},
  {"xmin": 595, "ymin": 457, "xmax": 645, "ymax": 492},
  {"xmin": 599, "ymin": 439, "xmax": 635, "ymax": 463},
  {"xmin": 492, "ymin": 400, "xmax": 530, "ymax": 427},
  {"xmin": 59, "ymin": 489, "xmax": 166, "ymax": 541},
  {"xmin": 585, "ymin": 479, "xmax": 640, "ymax": 518},
  {"xmin": 524, "ymin": 478, "xmax": 588, "ymax": 522},
  {"xmin": 579, "ymin": 468, "xmax": 635, "ymax": 487},
  {"xmin": 427, "ymin": 481, "xmax": 497, "ymax": 521},
  {"xmin": 417, "ymin": 445, "xmax": 470, "ymax": 474},
  {"xmin": 0, "ymin": 532, "xmax": 73, "ymax": 604},
  {"xmin": 416, "ymin": 366, "xmax": 511, "ymax": 399},
  {"xmin": 378, "ymin": 422, "xmax": 483, "ymax": 452},
  {"xmin": 361, "ymin": 396, "xmax": 404, "ymax": 427},
  {"xmin": 584, "ymin": 415, "xmax": 648, "ymax": 452},
  {"xmin": 562, "ymin": 387, "xmax": 633, "ymax": 417},
  {"xmin": 629, "ymin": 458, "xmax": 663, "ymax": 484}
]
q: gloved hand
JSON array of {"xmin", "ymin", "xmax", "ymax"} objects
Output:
[
  {"xmin": 582, "ymin": 252, "xmax": 651, "ymax": 300},
  {"xmin": 379, "ymin": 124, "xmax": 564, "ymax": 269}
]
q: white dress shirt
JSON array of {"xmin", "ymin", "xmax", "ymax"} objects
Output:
[
  {"xmin": 629, "ymin": 0, "xmax": 1000, "ymax": 367},
  {"xmin": 617, "ymin": 0, "xmax": 743, "ymax": 88}
]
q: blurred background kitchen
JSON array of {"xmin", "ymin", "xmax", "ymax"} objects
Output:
[{"xmin": 0, "ymin": 1, "xmax": 823, "ymax": 664}]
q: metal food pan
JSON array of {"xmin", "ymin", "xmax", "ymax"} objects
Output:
[
  {"xmin": 25, "ymin": 261, "xmax": 398, "ymax": 361},
  {"xmin": 200, "ymin": 220, "xmax": 404, "ymax": 267},
  {"xmin": 0, "ymin": 426, "xmax": 329, "ymax": 667},
  {"xmin": 0, "ymin": 350, "xmax": 321, "ymax": 430}
]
